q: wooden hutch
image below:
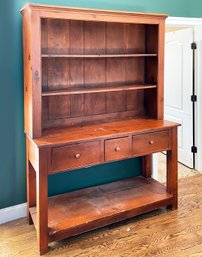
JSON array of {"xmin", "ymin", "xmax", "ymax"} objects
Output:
[{"xmin": 21, "ymin": 3, "xmax": 179, "ymax": 255}]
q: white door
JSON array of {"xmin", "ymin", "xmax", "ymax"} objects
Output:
[{"xmin": 164, "ymin": 28, "xmax": 193, "ymax": 168}]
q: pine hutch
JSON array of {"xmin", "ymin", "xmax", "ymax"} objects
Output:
[{"xmin": 21, "ymin": 3, "xmax": 179, "ymax": 254}]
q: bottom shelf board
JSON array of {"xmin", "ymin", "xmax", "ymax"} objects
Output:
[{"xmin": 29, "ymin": 176, "xmax": 173, "ymax": 242}]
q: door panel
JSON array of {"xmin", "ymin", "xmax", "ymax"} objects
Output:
[{"xmin": 165, "ymin": 28, "xmax": 193, "ymax": 168}]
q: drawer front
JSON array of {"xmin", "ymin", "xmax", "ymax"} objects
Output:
[
  {"xmin": 132, "ymin": 130, "xmax": 170, "ymax": 156},
  {"xmin": 51, "ymin": 141, "xmax": 101, "ymax": 172},
  {"xmin": 105, "ymin": 137, "xmax": 131, "ymax": 162}
]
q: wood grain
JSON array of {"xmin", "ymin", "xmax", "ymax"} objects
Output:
[
  {"xmin": 36, "ymin": 148, "xmax": 49, "ymax": 254},
  {"xmin": 1, "ymin": 175, "xmax": 201, "ymax": 257},
  {"xmin": 132, "ymin": 129, "xmax": 170, "ymax": 156},
  {"xmin": 51, "ymin": 141, "xmax": 101, "ymax": 172},
  {"xmin": 167, "ymin": 127, "xmax": 178, "ymax": 210},
  {"xmin": 40, "ymin": 17, "xmax": 162, "ymax": 131},
  {"xmin": 42, "ymin": 84, "xmax": 157, "ymax": 96},
  {"xmin": 34, "ymin": 118, "xmax": 179, "ymax": 148},
  {"xmin": 21, "ymin": 4, "xmax": 177, "ymax": 256},
  {"xmin": 41, "ymin": 53, "xmax": 157, "ymax": 58},
  {"xmin": 105, "ymin": 136, "xmax": 131, "ymax": 162},
  {"xmin": 29, "ymin": 176, "xmax": 173, "ymax": 242}
]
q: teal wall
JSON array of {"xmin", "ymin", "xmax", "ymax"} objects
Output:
[
  {"xmin": 0, "ymin": 0, "xmax": 199, "ymax": 209},
  {"xmin": 188, "ymin": 0, "xmax": 202, "ymax": 18}
]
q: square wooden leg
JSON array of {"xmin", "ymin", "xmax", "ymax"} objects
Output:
[
  {"xmin": 36, "ymin": 149, "xmax": 49, "ymax": 255},
  {"xmin": 167, "ymin": 127, "xmax": 178, "ymax": 210},
  {"xmin": 26, "ymin": 138, "xmax": 36, "ymax": 225},
  {"xmin": 142, "ymin": 155, "xmax": 152, "ymax": 178}
]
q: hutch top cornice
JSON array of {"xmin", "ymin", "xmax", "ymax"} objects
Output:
[{"xmin": 21, "ymin": 3, "xmax": 168, "ymax": 23}]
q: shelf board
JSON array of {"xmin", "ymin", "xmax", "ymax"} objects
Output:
[
  {"xmin": 29, "ymin": 176, "xmax": 173, "ymax": 242},
  {"xmin": 42, "ymin": 84, "xmax": 157, "ymax": 96},
  {"xmin": 41, "ymin": 53, "xmax": 158, "ymax": 58}
]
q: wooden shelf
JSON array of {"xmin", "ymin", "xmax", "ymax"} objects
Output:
[
  {"xmin": 41, "ymin": 53, "xmax": 158, "ymax": 58},
  {"xmin": 42, "ymin": 84, "xmax": 157, "ymax": 96},
  {"xmin": 29, "ymin": 176, "xmax": 173, "ymax": 242}
]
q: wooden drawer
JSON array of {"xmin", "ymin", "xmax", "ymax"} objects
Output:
[
  {"xmin": 51, "ymin": 141, "xmax": 101, "ymax": 172},
  {"xmin": 105, "ymin": 137, "xmax": 131, "ymax": 162},
  {"xmin": 132, "ymin": 130, "xmax": 170, "ymax": 156}
]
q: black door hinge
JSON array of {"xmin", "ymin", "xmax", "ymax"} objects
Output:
[
  {"xmin": 191, "ymin": 95, "xmax": 197, "ymax": 102},
  {"xmin": 191, "ymin": 42, "xmax": 197, "ymax": 50},
  {"xmin": 191, "ymin": 146, "xmax": 197, "ymax": 153}
]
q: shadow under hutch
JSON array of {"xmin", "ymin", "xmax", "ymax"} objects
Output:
[{"xmin": 21, "ymin": 3, "xmax": 179, "ymax": 255}]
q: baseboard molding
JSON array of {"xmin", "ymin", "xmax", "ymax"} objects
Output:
[{"xmin": 0, "ymin": 203, "xmax": 27, "ymax": 224}]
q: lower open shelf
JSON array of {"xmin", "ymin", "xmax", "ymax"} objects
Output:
[{"xmin": 29, "ymin": 176, "xmax": 173, "ymax": 242}]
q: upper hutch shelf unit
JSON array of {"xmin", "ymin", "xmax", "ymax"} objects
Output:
[{"xmin": 21, "ymin": 3, "xmax": 179, "ymax": 255}]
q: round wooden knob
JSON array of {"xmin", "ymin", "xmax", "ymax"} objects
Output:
[
  {"xmin": 75, "ymin": 153, "xmax": 80, "ymax": 159},
  {"xmin": 149, "ymin": 140, "xmax": 154, "ymax": 145},
  {"xmin": 115, "ymin": 146, "xmax": 120, "ymax": 151}
]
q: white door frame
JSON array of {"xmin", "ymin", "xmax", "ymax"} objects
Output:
[{"xmin": 166, "ymin": 17, "xmax": 202, "ymax": 172}]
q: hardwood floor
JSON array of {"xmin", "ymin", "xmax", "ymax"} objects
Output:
[
  {"xmin": 157, "ymin": 153, "xmax": 199, "ymax": 183},
  {"xmin": 1, "ymin": 174, "xmax": 202, "ymax": 257}
]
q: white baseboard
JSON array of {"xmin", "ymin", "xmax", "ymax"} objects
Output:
[{"xmin": 0, "ymin": 203, "xmax": 27, "ymax": 224}]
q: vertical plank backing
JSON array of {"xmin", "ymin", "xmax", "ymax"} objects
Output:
[
  {"xmin": 106, "ymin": 91, "xmax": 125, "ymax": 113},
  {"xmin": 84, "ymin": 59, "xmax": 105, "ymax": 87},
  {"xmin": 125, "ymin": 58, "xmax": 145, "ymax": 84},
  {"xmin": 70, "ymin": 94, "xmax": 84, "ymax": 117},
  {"xmin": 106, "ymin": 23, "xmax": 125, "ymax": 54},
  {"xmin": 145, "ymin": 57, "xmax": 158, "ymax": 85},
  {"xmin": 84, "ymin": 21, "xmax": 106, "ymax": 115},
  {"xmin": 84, "ymin": 21, "xmax": 106, "ymax": 54},
  {"xmin": 146, "ymin": 25, "xmax": 158, "ymax": 54},
  {"xmin": 41, "ymin": 19, "xmax": 48, "ymax": 54},
  {"xmin": 45, "ymin": 18, "xmax": 69, "ymax": 54},
  {"xmin": 125, "ymin": 24, "xmax": 146, "ymax": 54},
  {"xmin": 41, "ymin": 19, "xmax": 71, "ymax": 126},
  {"xmin": 44, "ymin": 58, "xmax": 70, "ymax": 90},
  {"xmin": 125, "ymin": 90, "xmax": 145, "ymax": 116},
  {"xmin": 145, "ymin": 57, "xmax": 158, "ymax": 118},
  {"xmin": 106, "ymin": 58, "xmax": 125, "ymax": 86},
  {"xmin": 41, "ymin": 19, "xmax": 161, "ymax": 129},
  {"xmin": 106, "ymin": 57, "xmax": 125, "ymax": 114},
  {"xmin": 84, "ymin": 93, "xmax": 106, "ymax": 115},
  {"xmin": 69, "ymin": 21, "xmax": 85, "ymax": 117},
  {"xmin": 69, "ymin": 20, "xmax": 84, "ymax": 54},
  {"xmin": 69, "ymin": 59, "xmax": 84, "ymax": 88},
  {"xmin": 48, "ymin": 95, "xmax": 70, "ymax": 120},
  {"xmin": 45, "ymin": 58, "xmax": 70, "ymax": 121},
  {"xmin": 42, "ymin": 97, "xmax": 49, "ymax": 122}
]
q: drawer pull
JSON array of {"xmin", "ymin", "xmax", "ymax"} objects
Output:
[
  {"xmin": 75, "ymin": 153, "xmax": 81, "ymax": 159},
  {"xmin": 115, "ymin": 146, "xmax": 120, "ymax": 152},
  {"xmin": 149, "ymin": 140, "xmax": 154, "ymax": 145}
]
